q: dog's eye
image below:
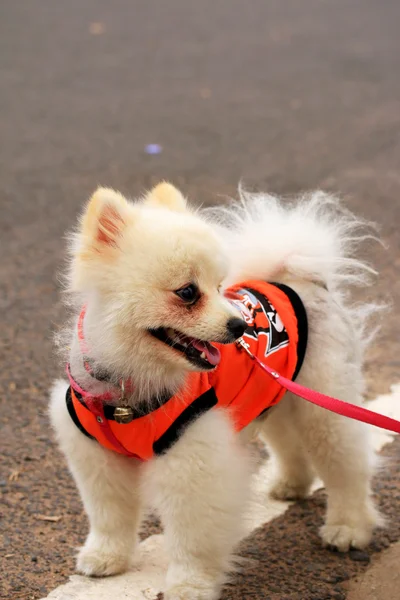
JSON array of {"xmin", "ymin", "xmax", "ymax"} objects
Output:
[{"xmin": 175, "ymin": 284, "xmax": 199, "ymax": 304}]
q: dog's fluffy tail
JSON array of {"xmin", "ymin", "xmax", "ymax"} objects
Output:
[{"xmin": 206, "ymin": 188, "xmax": 379, "ymax": 291}]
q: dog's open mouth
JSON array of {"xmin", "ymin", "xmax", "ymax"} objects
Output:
[{"xmin": 149, "ymin": 328, "xmax": 221, "ymax": 370}]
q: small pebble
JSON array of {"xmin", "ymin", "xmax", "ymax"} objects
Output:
[
  {"xmin": 305, "ymin": 562, "xmax": 323, "ymax": 572},
  {"xmin": 323, "ymin": 571, "xmax": 349, "ymax": 583},
  {"xmin": 349, "ymin": 549, "xmax": 370, "ymax": 563},
  {"xmin": 89, "ymin": 22, "xmax": 105, "ymax": 35}
]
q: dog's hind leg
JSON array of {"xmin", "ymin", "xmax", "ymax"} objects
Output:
[
  {"xmin": 50, "ymin": 380, "xmax": 142, "ymax": 576},
  {"xmin": 258, "ymin": 397, "xmax": 315, "ymax": 500},
  {"xmin": 295, "ymin": 397, "xmax": 383, "ymax": 552},
  {"xmin": 144, "ymin": 409, "xmax": 251, "ymax": 600}
]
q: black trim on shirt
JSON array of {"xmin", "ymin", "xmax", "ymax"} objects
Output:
[
  {"xmin": 248, "ymin": 283, "xmax": 308, "ymax": 381},
  {"xmin": 65, "ymin": 386, "xmax": 95, "ymax": 440},
  {"xmin": 153, "ymin": 387, "xmax": 218, "ymax": 455},
  {"xmin": 269, "ymin": 282, "xmax": 308, "ymax": 380},
  {"xmin": 251, "ymin": 284, "xmax": 308, "ymax": 420}
]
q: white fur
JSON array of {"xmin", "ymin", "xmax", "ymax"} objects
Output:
[{"xmin": 50, "ymin": 186, "xmax": 383, "ymax": 600}]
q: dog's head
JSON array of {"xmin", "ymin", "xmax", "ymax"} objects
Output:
[{"xmin": 69, "ymin": 183, "xmax": 245, "ymax": 382}]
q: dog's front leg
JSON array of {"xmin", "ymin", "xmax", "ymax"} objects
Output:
[
  {"xmin": 73, "ymin": 447, "xmax": 143, "ymax": 577},
  {"xmin": 49, "ymin": 381, "xmax": 143, "ymax": 577},
  {"xmin": 144, "ymin": 409, "xmax": 251, "ymax": 600}
]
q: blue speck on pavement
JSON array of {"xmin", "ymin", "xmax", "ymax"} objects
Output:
[{"xmin": 145, "ymin": 144, "xmax": 162, "ymax": 155}]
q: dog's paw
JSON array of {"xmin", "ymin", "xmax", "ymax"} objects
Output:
[
  {"xmin": 320, "ymin": 523, "xmax": 373, "ymax": 552},
  {"xmin": 321, "ymin": 500, "xmax": 384, "ymax": 552},
  {"xmin": 76, "ymin": 546, "xmax": 131, "ymax": 577},
  {"xmin": 165, "ymin": 582, "xmax": 220, "ymax": 600},
  {"xmin": 269, "ymin": 478, "xmax": 311, "ymax": 501}
]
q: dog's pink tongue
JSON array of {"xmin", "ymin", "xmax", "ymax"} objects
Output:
[{"xmin": 193, "ymin": 340, "xmax": 221, "ymax": 366}]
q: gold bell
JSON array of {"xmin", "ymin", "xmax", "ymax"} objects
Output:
[
  {"xmin": 114, "ymin": 405, "xmax": 134, "ymax": 424},
  {"xmin": 114, "ymin": 380, "xmax": 134, "ymax": 424}
]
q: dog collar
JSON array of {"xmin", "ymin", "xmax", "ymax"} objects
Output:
[{"xmin": 67, "ymin": 305, "xmax": 135, "ymax": 424}]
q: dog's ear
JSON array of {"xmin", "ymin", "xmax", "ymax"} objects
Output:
[
  {"xmin": 69, "ymin": 188, "xmax": 133, "ymax": 291},
  {"xmin": 80, "ymin": 187, "xmax": 130, "ymax": 251},
  {"xmin": 145, "ymin": 182, "xmax": 187, "ymax": 212}
]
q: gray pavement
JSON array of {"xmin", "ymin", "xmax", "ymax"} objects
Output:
[{"xmin": 1, "ymin": 1, "xmax": 400, "ymax": 599}]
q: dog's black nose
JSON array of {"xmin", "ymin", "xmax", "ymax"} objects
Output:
[{"xmin": 227, "ymin": 317, "xmax": 247, "ymax": 339}]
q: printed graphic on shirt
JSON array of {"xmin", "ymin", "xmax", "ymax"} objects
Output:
[{"xmin": 228, "ymin": 288, "xmax": 289, "ymax": 357}]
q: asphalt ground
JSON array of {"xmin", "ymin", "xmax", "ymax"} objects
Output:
[{"xmin": 1, "ymin": 1, "xmax": 400, "ymax": 599}]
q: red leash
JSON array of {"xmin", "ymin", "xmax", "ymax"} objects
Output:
[{"xmin": 236, "ymin": 339, "xmax": 400, "ymax": 435}]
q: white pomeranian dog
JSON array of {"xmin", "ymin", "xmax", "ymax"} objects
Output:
[{"xmin": 50, "ymin": 182, "xmax": 383, "ymax": 600}]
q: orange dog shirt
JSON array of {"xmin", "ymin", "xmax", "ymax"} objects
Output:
[{"xmin": 66, "ymin": 280, "xmax": 307, "ymax": 460}]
